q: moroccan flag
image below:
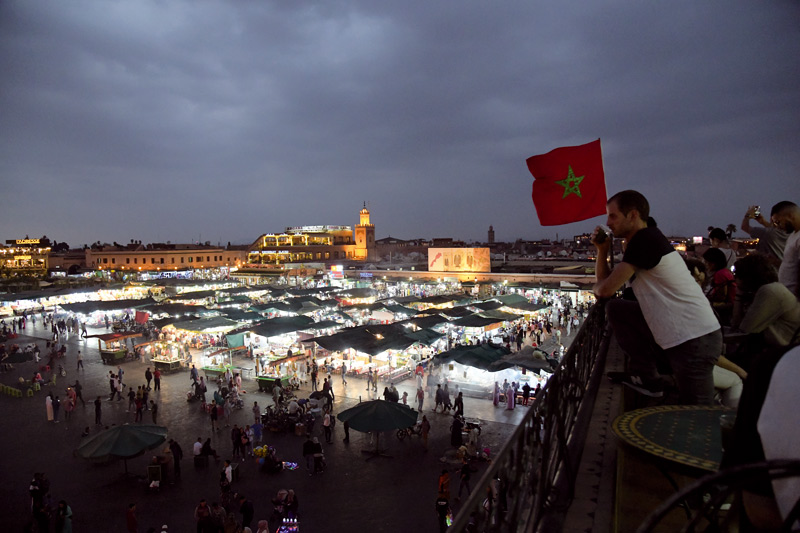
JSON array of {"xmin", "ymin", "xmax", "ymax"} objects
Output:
[{"xmin": 527, "ymin": 139, "xmax": 607, "ymax": 226}]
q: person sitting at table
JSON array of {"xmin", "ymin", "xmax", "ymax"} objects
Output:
[
  {"xmin": 287, "ymin": 398, "xmax": 301, "ymax": 417},
  {"xmin": 729, "ymin": 253, "xmax": 800, "ymax": 371},
  {"xmin": 685, "ymin": 258, "xmax": 748, "ymax": 408},
  {"xmin": 702, "ymin": 248, "xmax": 736, "ymax": 326}
]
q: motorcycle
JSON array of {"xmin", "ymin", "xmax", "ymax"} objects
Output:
[{"xmin": 396, "ymin": 421, "xmax": 423, "ymax": 440}]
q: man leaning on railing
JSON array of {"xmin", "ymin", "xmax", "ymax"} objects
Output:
[{"xmin": 592, "ymin": 189, "xmax": 722, "ymax": 405}]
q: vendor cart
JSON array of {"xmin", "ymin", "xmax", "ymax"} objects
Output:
[{"xmin": 88, "ymin": 332, "xmax": 142, "ymax": 365}]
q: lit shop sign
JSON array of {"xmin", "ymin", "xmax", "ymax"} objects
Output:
[
  {"xmin": 359, "ymin": 272, "xmax": 373, "ymax": 278},
  {"xmin": 330, "ymin": 265, "xmax": 344, "ymax": 279},
  {"xmin": 427, "ymin": 247, "xmax": 491, "ymax": 273},
  {"xmin": 692, "ymin": 236, "xmax": 704, "ymax": 244},
  {"xmin": 15, "ymin": 255, "xmax": 32, "ymax": 260},
  {"xmin": 7, "ymin": 239, "xmax": 40, "ymax": 245}
]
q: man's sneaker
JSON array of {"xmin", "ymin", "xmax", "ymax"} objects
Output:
[{"xmin": 620, "ymin": 374, "xmax": 664, "ymax": 397}]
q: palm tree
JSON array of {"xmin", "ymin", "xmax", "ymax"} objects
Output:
[{"xmin": 726, "ymin": 224, "xmax": 737, "ymax": 239}]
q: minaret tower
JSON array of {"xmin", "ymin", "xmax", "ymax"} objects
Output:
[
  {"xmin": 355, "ymin": 202, "xmax": 375, "ymax": 261},
  {"xmin": 488, "ymin": 225, "xmax": 495, "ymax": 244}
]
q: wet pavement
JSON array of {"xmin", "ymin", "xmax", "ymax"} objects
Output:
[{"xmin": 0, "ymin": 319, "xmax": 570, "ymax": 532}]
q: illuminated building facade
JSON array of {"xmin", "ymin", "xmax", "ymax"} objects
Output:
[
  {"xmin": 85, "ymin": 246, "xmax": 247, "ymax": 273},
  {"xmin": 1, "ymin": 239, "xmax": 50, "ymax": 277},
  {"xmin": 245, "ymin": 205, "xmax": 376, "ymax": 267}
]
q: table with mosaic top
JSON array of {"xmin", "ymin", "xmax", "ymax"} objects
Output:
[{"xmin": 612, "ymin": 405, "xmax": 735, "ymax": 472}]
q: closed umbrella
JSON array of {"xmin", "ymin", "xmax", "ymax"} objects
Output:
[
  {"xmin": 76, "ymin": 424, "xmax": 168, "ymax": 473},
  {"xmin": 337, "ymin": 400, "xmax": 418, "ymax": 459}
]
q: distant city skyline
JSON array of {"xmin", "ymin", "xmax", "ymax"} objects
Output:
[{"xmin": 2, "ymin": 1, "xmax": 798, "ymax": 246}]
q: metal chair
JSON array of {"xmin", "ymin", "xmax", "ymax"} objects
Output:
[{"xmin": 637, "ymin": 460, "xmax": 800, "ymax": 533}]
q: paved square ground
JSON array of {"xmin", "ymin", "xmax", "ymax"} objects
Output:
[{"xmin": 0, "ymin": 320, "xmax": 536, "ymax": 532}]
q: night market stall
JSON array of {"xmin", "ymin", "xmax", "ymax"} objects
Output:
[{"xmin": 88, "ymin": 332, "xmax": 143, "ymax": 364}]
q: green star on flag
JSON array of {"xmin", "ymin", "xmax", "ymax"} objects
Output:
[
  {"xmin": 555, "ymin": 166, "xmax": 584, "ymax": 198},
  {"xmin": 526, "ymin": 139, "xmax": 608, "ymax": 226}
]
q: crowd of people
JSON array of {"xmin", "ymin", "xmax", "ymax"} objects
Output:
[{"xmin": 593, "ymin": 191, "xmax": 800, "ymax": 529}]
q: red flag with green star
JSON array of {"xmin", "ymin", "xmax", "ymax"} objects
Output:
[{"xmin": 526, "ymin": 139, "xmax": 607, "ymax": 226}]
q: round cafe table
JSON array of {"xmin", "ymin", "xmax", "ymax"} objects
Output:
[{"xmin": 612, "ymin": 405, "xmax": 734, "ymax": 473}]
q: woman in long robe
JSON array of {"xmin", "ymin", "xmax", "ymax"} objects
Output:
[
  {"xmin": 46, "ymin": 393, "xmax": 54, "ymax": 421},
  {"xmin": 63, "ymin": 396, "xmax": 75, "ymax": 422},
  {"xmin": 492, "ymin": 382, "xmax": 500, "ymax": 407},
  {"xmin": 506, "ymin": 384, "xmax": 515, "ymax": 410}
]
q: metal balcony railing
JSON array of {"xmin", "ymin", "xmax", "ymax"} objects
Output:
[{"xmin": 449, "ymin": 302, "xmax": 611, "ymax": 532}]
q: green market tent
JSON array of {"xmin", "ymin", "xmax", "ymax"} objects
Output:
[
  {"xmin": 472, "ymin": 301, "xmax": 504, "ymax": 311},
  {"xmin": 168, "ymin": 290, "xmax": 216, "ymax": 300},
  {"xmin": 478, "ymin": 310, "xmax": 522, "ymax": 321},
  {"xmin": 169, "ymin": 317, "xmax": 241, "ymax": 333},
  {"xmin": 59, "ymin": 297, "xmax": 156, "ymax": 314},
  {"xmin": 493, "ymin": 294, "xmax": 530, "ymax": 307},
  {"xmin": 434, "ymin": 343, "xmax": 512, "ymax": 371},
  {"xmin": 141, "ymin": 303, "xmax": 217, "ymax": 317},
  {"xmin": 448, "ymin": 315, "xmax": 504, "ymax": 329},
  {"xmin": 249, "ymin": 316, "xmax": 315, "ymax": 338},
  {"xmin": 308, "ymin": 324, "xmax": 418, "ymax": 356}
]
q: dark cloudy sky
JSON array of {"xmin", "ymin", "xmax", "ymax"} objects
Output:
[{"xmin": 2, "ymin": 1, "xmax": 799, "ymax": 248}]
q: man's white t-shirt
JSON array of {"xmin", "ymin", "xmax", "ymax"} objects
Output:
[{"xmin": 623, "ymin": 227, "xmax": 720, "ymax": 349}]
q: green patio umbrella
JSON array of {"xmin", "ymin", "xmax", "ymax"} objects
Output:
[
  {"xmin": 337, "ymin": 400, "xmax": 418, "ymax": 460},
  {"xmin": 76, "ymin": 424, "xmax": 168, "ymax": 473}
]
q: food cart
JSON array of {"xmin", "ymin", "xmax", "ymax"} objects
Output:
[
  {"xmin": 140, "ymin": 340, "xmax": 188, "ymax": 373},
  {"xmin": 202, "ymin": 346, "xmax": 249, "ymax": 381},
  {"xmin": 89, "ymin": 332, "xmax": 142, "ymax": 364}
]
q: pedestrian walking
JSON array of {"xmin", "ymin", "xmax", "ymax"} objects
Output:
[
  {"xmin": 71, "ymin": 380, "xmax": 85, "ymax": 406},
  {"xmin": 52, "ymin": 395, "xmax": 61, "ymax": 423},
  {"xmin": 145, "ymin": 367, "xmax": 152, "ymax": 390},
  {"xmin": 76, "ymin": 351, "xmax": 83, "ymax": 371},
  {"xmin": 95, "ymin": 396, "xmax": 102, "ymax": 425},
  {"xmin": 457, "ymin": 460, "xmax": 476, "ymax": 500},
  {"xmin": 109, "ymin": 372, "xmax": 117, "ymax": 401},
  {"xmin": 169, "ymin": 439, "xmax": 183, "ymax": 480},
  {"xmin": 210, "ymin": 402, "xmax": 219, "ymax": 432},
  {"xmin": 341, "ymin": 362, "xmax": 347, "ymax": 385},
  {"xmin": 231, "ymin": 425, "xmax": 242, "ymax": 458},
  {"xmin": 421, "ymin": 415, "xmax": 431, "ymax": 450},
  {"xmin": 150, "ymin": 401, "xmax": 158, "ymax": 424},
  {"xmin": 46, "ymin": 393, "xmax": 54, "ymax": 422},
  {"xmin": 134, "ymin": 397, "xmax": 144, "ymax": 422},
  {"xmin": 323, "ymin": 408, "xmax": 332, "ymax": 444},
  {"xmin": 63, "ymin": 395, "xmax": 74, "ymax": 422},
  {"xmin": 127, "ymin": 388, "xmax": 136, "ymax": 412},
  {"xmin": 153, "ymin": 368, "xmax": 161, "ymax": 391},
  {"xmin": 126, "ymin": 503, "xmax": 138, "ymax": 533}
]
